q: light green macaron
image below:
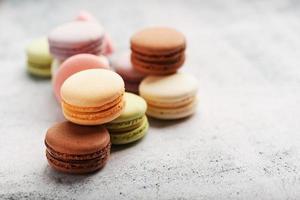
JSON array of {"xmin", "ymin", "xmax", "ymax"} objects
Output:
[
  {"xmin": 26, "ymin": 37, "xmax": 52, "ymax": 77},
  {"xmin": 106, "ymin": 92, "xmax": 148, "ymax": 145}
]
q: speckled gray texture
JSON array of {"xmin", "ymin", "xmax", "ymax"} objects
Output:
[{"xmin": 1, "ymin": 0, "xmax": 300, "ymax": 199}]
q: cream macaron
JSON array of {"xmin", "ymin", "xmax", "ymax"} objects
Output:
[
  {"xmin": 139, "ymin": 72, "xmax": 198, "ymax": 119},
  {"xmin": 61, "ymin": 69, "xmax": 125, "ymax": 125}
]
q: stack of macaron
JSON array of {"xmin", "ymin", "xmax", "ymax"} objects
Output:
[
  {"xmin": 46, "ymin": 66, "xmax": 149, "ymax": 174},
  {"xmin": 112, "ymin": 26, "xmax": 199, "ymax": 120},
  {"xmin": 25, "ymin": 11, "xmax": 114, "ymax": 79},
  {"xmin": 26, "ymin": 37, "xmax": 53, "ymax": 77},
  {"xmin": 130, "ymin": 27, "xmax": 186, "ymax": 75},
  {"xmin": 45, "ymin": 122, "xmax": 111, "ymax": 174},
  {"xmin": 105, "ymin": 92, "xmax": 148, "ymax": 144},
  {"xmin": 48, "ymin": 21, "xmax": 105, "ymax": 61},
  {"xmin": 26, "ymin": 12, "xmax": 198, "ymax": 174}
]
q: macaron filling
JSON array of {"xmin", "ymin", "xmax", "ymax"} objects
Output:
[
  {"xmin": 27, "ymin": 61, "xmax": 51, "ymax": 68},
  {"xmin": 62, "ymin": 94, "xmax": 124, "ymax": 113},
  {"xmin": 62, "ymin": 98, "xmax": 125, "ymax": 124},
  {"xmin": 146, "ymin": 98, "xmax": 198, "ymax": 119},
  {"xmin": 45, "ymin": 141, "xmax": 111, "ymax": 161},
  {"xmin": 131, "ymin": 47, "xmax": 185, "ymax": 61},
  {"xmin": 106, "ymin": 115, "xmax": 145, "ymax": 132},
  {"xmin": 131, "ymin": 56, "xmax": 185, "ymax": 74},
  {"xmin": 145, "ymin": 95, "xmax": 197, "ymax": 108}
]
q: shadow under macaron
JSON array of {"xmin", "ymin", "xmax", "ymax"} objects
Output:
[
  {"xmin": 43, "ymin": 162, "xmax": 106, "ymax": 180},
  {"xmin": 147, "ymin": 114, "xmax": 194, "ymax": 129},
  {"xmin": 26, "ymin": 69, "xmax": 51, "ymax": 81},
  {"xmin": 110, "ymin": 134, "xmax": 147, "ymax": 153}
]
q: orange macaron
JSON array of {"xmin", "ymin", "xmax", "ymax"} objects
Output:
[
  {"xmin": 130, "ymin": 27, "xmax": 186, "ymax": 75},
  {"xmin": 60, "ymin": 69, "xmax": 125, "ymax": 125}
]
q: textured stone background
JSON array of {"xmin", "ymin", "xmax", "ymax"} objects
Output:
[{"xmin": 1, "ymin": 0, "xmax": 300, "ymax": 199}]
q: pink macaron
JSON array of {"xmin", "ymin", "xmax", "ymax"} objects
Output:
[
  {"xmin": 75, "ymin": 11, "xmax": 115, "ymax": 56},
  {"xmin": 112, "ymin": 52, "xmax": 146, "ymax": 94},
  {"xmin": 53, "ymin": 54, "xmax": 110, "ymax": 102},
  {"xmin": 48, "ymin": 21, "xmax": 105, "ymax": 61}
]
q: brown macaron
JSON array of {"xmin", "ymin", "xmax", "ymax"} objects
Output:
[
  {"xmin": 130, "ymin": 27, "xmax": 186, "ymax": 75},
  {"xmin": 45, "ymin": 121, "xmax": 111, "ymax": 174}
]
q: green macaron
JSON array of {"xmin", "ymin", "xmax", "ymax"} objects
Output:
[
  {"xmin": 26, "ymin": 37, "xmax": 52, "ymax": 77},
  {"xmin": 106, "ymin": 92, "xmax": 148, "ymax": 145}
]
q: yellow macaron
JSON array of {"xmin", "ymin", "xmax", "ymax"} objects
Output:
[
  {"xmin": 61, "ymin": 69, "xmax": 125, "ymax": 125},
  {"xmin": 139, "ymin": 72, "xmax": 198, "ymax": 119},
  {"xmin": 26, "ymin": 37, "xmax": 53, "ymax": 77}
]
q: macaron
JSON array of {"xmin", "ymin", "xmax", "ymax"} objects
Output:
[
  {"xmin": 45, "ymin": 121, "xmax": 111, "ymax": 174},
  {"xmin": 53, "ymin": 54, "xmax": 109, "ymax": 102},
  {"xmin": 48, "ymin": 21, "xmax": 105, "ymax": 61},
  {"xmin": 112, "ymin": 52, "xmax": 145, "ymax": 94},
  {"xmin": 139, "ymin": 72, "xmax": 198, "ymax": 119},
  {"xmin": 130, "ymin": 27, "xmax": 186, "ymax": 75},
  {"xmin": 26, "ymin": 37, "xmax": 53, "ymax": 77},
  {"xmin": 106, "ymin": 92, "xmax": 148, "ymax": 145},
  {"xmin": 61, "ymin": 69, "xmax": 125, "ymax": 125}
]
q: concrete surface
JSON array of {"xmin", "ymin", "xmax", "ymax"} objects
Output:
[{"xmin": 1, "ymin": 0, "xmax": 300, "ymax": 199}]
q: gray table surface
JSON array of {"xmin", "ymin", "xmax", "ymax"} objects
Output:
[{"xmin": 1, "ymin": 0, "xmax": 300, "ymax": 199}]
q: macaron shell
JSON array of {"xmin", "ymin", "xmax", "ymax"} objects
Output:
[
  {"xmin": 110, "ymin": 116, "xmax": 148, "ymax": 145},
  {"xmin": 61, "ymin": 69, "xmax": 124, "ymax": 107},
  {"xmin": 48, "ymin": 21, "xmax": 104, "ymax": 47},
  {"xmin": 139, "ymin": 72, "xmax": 198, "ymax": 101},
  {"xmin": 26, "ymin": 37, "xmax": 52, "ymax": 65},
  {"xmin": 110, "ymin": 93, "xmax": 147, "ymax": 123},
  {"xmin": 146, "ymin": 98, "xmax": 198, "ymax": 120},
  {"xmin": 130, "ymin": 27, "xmax": 186, "ymax": 54},
  {"xmin": 45, "ymin": 121, "xmax": 110, "ymax": 155},
  {"xmin": 54, "ymin": 54, "xmax": 109, "ymax": 102}
]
